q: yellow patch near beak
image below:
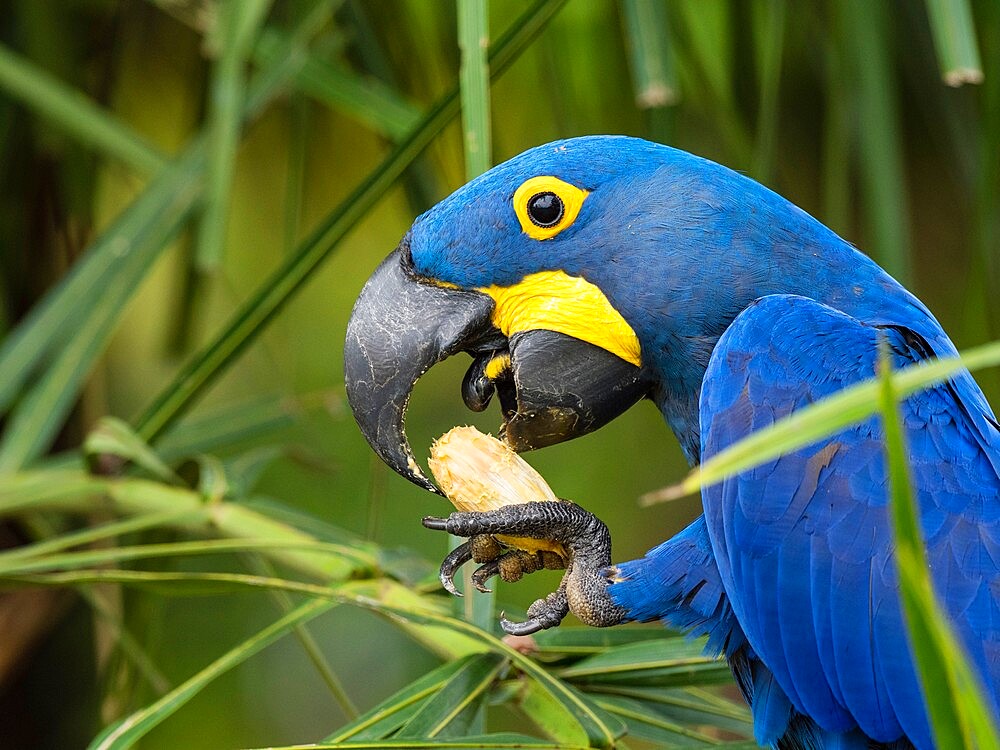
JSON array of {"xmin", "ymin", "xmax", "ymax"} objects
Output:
[
  {"xmin": 484, "ymin": 353, "xmax": 512, "ymax": 380},
  {"xmin": 477, "ymin": 271, "xmax": 641, "ymax": 367}
]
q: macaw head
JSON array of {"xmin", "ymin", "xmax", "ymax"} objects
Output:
[{"xmin": 344, "ymin": 135, "xmax": 889, "ymax": 491}]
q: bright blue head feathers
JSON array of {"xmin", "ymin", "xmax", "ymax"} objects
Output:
[{"xmin": 405, "ymin": 135, "xmax": 943, "ymax": 453}]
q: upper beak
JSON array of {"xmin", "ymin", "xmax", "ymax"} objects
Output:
[
  {"xmin": 344, "ymin": 244, "xmax": 496, "ymax": 492},
  {"xmin": 344, "ymin": 244, "xmax": 652, "ymax": 493}
]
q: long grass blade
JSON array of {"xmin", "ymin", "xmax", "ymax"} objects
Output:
[
  {"xmin": 558, "ymin": 637, "xmax": 714, "ymax": 674},
  {"xmin": 395, "ymin": 652, "xmax": 505, "ymax": 738},
  {"xmin": 134, "ymin": 0, "xmax": 570, "ymax": 442},
  {"xmin": 195, "ymin": 0, "xmax": 273, "ymax": 270},
  {"xmin": 12, "ymin": 569, "xmax": 484, "ymax": 663},
  {"xmin": 588, "ymin": 685, "xmax": 752, "ymax": 736},
  {"xmin": 0, "ymin": 183, "xmax": 197, "ymax": 472},
  {"xmin": 254, "ymin": 29, "xmax": 423, "ymax": 141},
  {"xmin": 80, "ymin": 583, "xmax": 172, "ymax": 696},
  {"xmin": 7, "ymin": 568, "xmax": 350, "ymax": 601},
  {"xmin": 0, "ymin": 148, "xmax": 202, "ymax": 418},
  {"xmin": 533, "ymin": 625, "xmax": 671, "ymax": 659},
  {"xmin": 459, "ymin": 0, "xmax": 491, "ymax": 182},
  {"xmin": 924, "ymin": 0, "xmax": 984, "ymax": 85},
  {"xmin": 325, "ymin": 657, "xmax": 483, "ymax": 742},
  {"xmin": 15, "ymin": 511, "xmax": 174, "ymax": 699},
  {"xmin": 156, "ymin": 389, "xmax": 341, "ymax": 462},
  {"xmin": 0, "ymin": 43, "xmax": 166, "ymax": 174},
  {"xmin": 0, "ymin": 510, "xmax": 197, "ymax": 563},
  {"xmin": 87, "ymin": 597, "xmax": 335, "ymax": 750},
  {"xmin": 0, "ymin": 537, "xmax": 373, "ymax": 576},
  {"xmin": 244, "ymin": 551, "xmax": 360, "ymax": 719},
  {"xmin": 592, "ymin": 694, "xmax": 722, "ymax": 745},
  {"xmin": 339, "ymin": 0, "xmax": 444, "ymax": 210},
  {"xmin": 0, "ymin": 2, "xmax": 331, "ymax": 469},
  {"xmin": 84, "ymin": 417, "xmax": 181, "ymax": 485},
  {"xmin": 253, "ymin": 736, "xmax": 590, "ymax": 750},
  {"xmin": 650, "ymin": 338, "xmax": 1000, "ymax": 501},
  {"xmin": 0, "ymin": 1, "xmax": 329, "ymax": 427},
  {"xmin": 516, "ymin": 674, "xmax": 623, "ymax": 746},
  {"xmin": 0, "ymin": 470, "xmax": 372, "ymax": 581},
  {"xmin": 557, "ymin": 639, "xmax": 730, "ymax": 687},
  {"xmin": 341, "ymin": 597, "xmax": 620, "ymax": 749},
  {"xmin": 878, "ymin": 344, "xmax": 1000, "ymax": 747}
]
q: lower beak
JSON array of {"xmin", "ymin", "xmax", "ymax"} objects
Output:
[
  {"xmin": 479, "ymin": 329, "xmax": 649, "ymax": 451},
  {"xmin": 344, "ymin": 245, "xmax": 651, "ymax": 492}
]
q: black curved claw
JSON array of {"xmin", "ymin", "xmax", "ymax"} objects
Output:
[
  {"xmin": 439, "ymin": 541, "xmax": 473, "ymax": 597},
  {"xmin": 500, "ymin": 584, "xmax": 571, "ymax": 635},
  {"xmin": 422, "ymin": 516, "xmax": 449, "ymax": 531},
  {"xmin": 499, "ymin": 612, "xmax": 546, "ymax": 636},
  {"xmin": 472, "ymin": 558, "xmax": 501, "ymax": 593}
]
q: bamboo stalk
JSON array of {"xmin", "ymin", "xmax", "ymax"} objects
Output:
[
  {"xmin": 750, "ymin": 0, "xmax": 786, "ymax": 183},
  {"xmin": 621, "ymin": 0, "xmax": 677, "ymax": 109},
  {"xmin": 924, "ymin": 0, "xmax": 984, "ymax": 86},
  {"xmin": 840, "ymin": 0, "xmax": 912, "ymax": 285},
  {"xmin": 457, "ymin": 0, "xmax": 494, "ymax": 635}
]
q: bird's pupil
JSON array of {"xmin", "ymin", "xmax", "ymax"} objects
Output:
[{"xmin": 527, "ymin": 192, "xmax": 564, "ymax": 227}]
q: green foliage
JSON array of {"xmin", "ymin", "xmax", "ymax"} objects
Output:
[
  {"xmin": 878, "ymin": 344, "xmax": 1000, "ymax": 748},
  {"xmin": 0, "ymin": 1, "xmax": 997, "ymax": 748}
]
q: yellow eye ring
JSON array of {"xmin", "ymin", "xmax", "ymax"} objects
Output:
[{"xmin": 513, "ymin": 176, "xmax": 589, "ymax": 240}]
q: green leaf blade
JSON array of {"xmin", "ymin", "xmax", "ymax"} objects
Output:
[
  {"xmin": 0, "ymin": 43, "xmax": 166, "ymax": 173},
  {"xmin": 195, "ymin": 0, "xmax": 273, "ymax": 271},
  {"xmin": 325, "ymin": 657, "xmax": 480, "ymax": 743},
  {"xmin": 396, "ymin": 653, "xmax": 506, "ymax": 738},
  {"xmin": 878, "ymin": 342, "xmax": 1000, "ymax": 748},
  {"xmin": 668, "ymin": 340, "xmax": 1000, "ymax": 500},
  {"xmin": 87, "ymin": 598, "xmax": 336, "ymax": 750}
]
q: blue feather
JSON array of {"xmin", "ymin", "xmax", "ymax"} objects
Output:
[
  {"xmin": 752, "ymin": 660, "xmax": 795, "ymax": 745},
  {"xmin": 609, "ymin": 516, "xmax": 740, "ymax": 654}
]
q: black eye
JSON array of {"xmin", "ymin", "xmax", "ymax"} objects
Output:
[{"xmin": 526, "ymin": 192, "xmax": 564, "ymax": 227}]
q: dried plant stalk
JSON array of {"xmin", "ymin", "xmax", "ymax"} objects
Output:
[{"xmin": 429, "ymin": 426, "xmax": 565, "ymax": 555}]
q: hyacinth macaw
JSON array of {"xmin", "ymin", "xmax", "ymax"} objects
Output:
[{"xmin": 343, "ymin": 136, "xmax": 1000, "ymax": 749}]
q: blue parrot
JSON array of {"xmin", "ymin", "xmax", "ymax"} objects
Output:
[{"xmin": 343, "ymin": 136, "xmax": 1000, "ymax": 749}]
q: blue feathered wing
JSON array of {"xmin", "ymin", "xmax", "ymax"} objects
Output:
[{"xmin": 698, "ymin": 294, "xmax": 1000, "ymax": 749}]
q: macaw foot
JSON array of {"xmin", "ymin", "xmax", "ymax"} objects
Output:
[
  {"xmin": 436, "ymin": 535, "xmax": 564, "ymax": 596},
  {"xmin": 423, "ymin": 501, "xmax": 628, "ymax": 635}
]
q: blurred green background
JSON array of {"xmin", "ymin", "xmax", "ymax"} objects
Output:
[{"xmin": 0, "ymin": 0, "xmax": 997, "ymax": 748}]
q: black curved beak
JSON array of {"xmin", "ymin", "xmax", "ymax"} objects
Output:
[
  {"xmin": 345, "ymin": 245, "xmax": 652, "ymax": 493},
  {"xmin": 344, "ymin": 245, "xmax": 496, "ymax": 493}
]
